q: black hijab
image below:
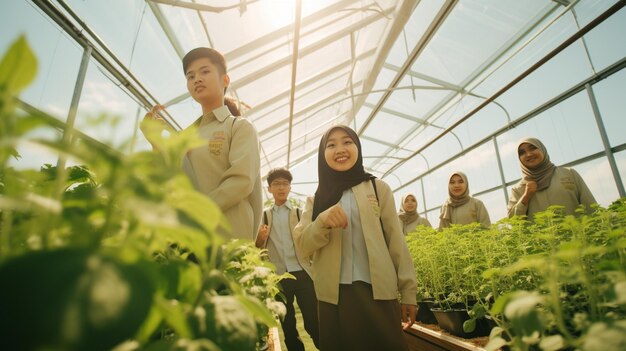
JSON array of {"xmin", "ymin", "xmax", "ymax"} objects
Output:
[{"xmin": 312, "ymin": 125, "xmax": 375, "ymax": 220}]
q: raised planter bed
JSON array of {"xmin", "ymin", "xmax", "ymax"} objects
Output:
[
  {"xmin": 267, "ymin": 327, "xmax": 281, "ymax": 351},
  {"xmin": 403, "ymin": 322, "xmax": 489, "ymax": 351}
]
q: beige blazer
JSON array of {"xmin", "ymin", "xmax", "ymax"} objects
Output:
[
  {"xmin": 508, "ymin": 166, "xmax": 596, "ymax": 220},
  {"xmin": 182, "ymin": 105, "xmax": 263, "ymax": 240},
  {"xmin": 256, "ymin": 206, "xmax": 312, "ymax": 276},
  {"xmin": 293, "ymin": 179, "xmax": 417, "ymax": 306}
]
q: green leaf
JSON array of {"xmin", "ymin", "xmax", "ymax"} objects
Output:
[
  {"xmin": 582, "ymin": 322, "xmax": 626, "ymax": 351},
  {"xmin": 199, "ymin": 295, "xmax": 258, "ymax": 351},
  {"xmin": 0, "ymin": 35, "xmax": 37, "ymax": 94},
  {"xmin": 504, "ymin": 291, "xmax": 544, "ymax": 337},
  {"xmin": 484, "ymin": 336, "xmax": 508, "ymax": 351},
  {"xmin": 490, "ymin": 292, "xmax": 513, "ymax": 315},
  {"xmin": 236, "ymin": 295, "xmax": 277, "ymax": 327},
  {"xmin": 463, "ymin": 318, "xmax": 476, "ymax": 333},
  {"xmin": 539, "ymin": 334, "xmax": 565, "ymax": 351},
  {"xmin": 489, "ymin": 326, "xmax": 504, "ymax": 339},
  {"xmin": 133, "ymin": 304, "xmax": 164, "ymax": 343},
  {"xmin": 0, "ymin": 249, "xmax": 155, "ymax": 350},
  {"xmin": 156, "ymin": 297, "xmax": 193, "ymax": 338},
  {"xmin": 615, "ymin": 281, "xmax": 626, "ymax": 304}
]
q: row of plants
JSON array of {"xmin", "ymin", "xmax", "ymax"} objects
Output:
[
  {"xmin": 406, "ymin": 201, "xmax": 626, "ymax": 351},
  {"xmin": 0, "ymin": 36, "xmax": 287, "ymax": 351}
]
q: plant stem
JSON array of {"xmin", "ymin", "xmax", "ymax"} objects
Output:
[
  {"xmin": 0, "ymin": 209, "xmax": 12, "ymax": 257},
  {"xmin": 547, "ymin": 260, "xmax": 575, "ymax": 343}
]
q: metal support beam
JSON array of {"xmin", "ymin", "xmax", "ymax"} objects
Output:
[
  {"xmin": 148, "ymin": 0, "xmax": 258, "ymax": 13},
  {"xmin": 55, "ymin": 45, "xmax": 91, "ymax": 199},
  {"xmin": 586, "ymin": 83, "xmax": 626, "ymax": 197},
  {"xmin": 358, "ymin": 0, "xmax": 457, "ymax": 134},
  {"xmin": 493, "ymin": 136, "xmax": 509, "ymax": 204},
  {"xmin": 287, "ymin": 0, "xmax": 302, "ymax": 166},
  {"xmin": 230, "ymin": 6, "xmax": 393, "ymax": 90},
  {"xmin": 33, "ymin": 0, "xmax": 181, "ymax": 130},
  {"xmin": 147, "ymin": 1, "xmax": 185, "ymax": 58},
  {"xmin": 382, "ymin": 0, "xmax": 626, "ymax": 179},
  {"xmin": 391, "ymin": 55, "xmax": 626, "ymax": 196}
]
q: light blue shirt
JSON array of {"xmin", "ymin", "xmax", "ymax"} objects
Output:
[
  {"xmin": 269, "ymin": 202, "xmax": 302, "ymax": 272},
  {"xmin": 339, "ymin": 189, "xmax": 372, "ymax": 284}
]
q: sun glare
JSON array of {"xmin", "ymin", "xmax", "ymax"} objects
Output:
[{"xmin": 258, "ymin": 0, "xmax": 338, "ymax": 27}]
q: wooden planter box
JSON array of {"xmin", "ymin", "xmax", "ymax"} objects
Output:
[
  {"xmin": 267, "ymin": 327, "xmax": 282, "ymax": 351},
  {"xmin": 404, "ymin": 323, "xmax": 488, "ymax": 351}
]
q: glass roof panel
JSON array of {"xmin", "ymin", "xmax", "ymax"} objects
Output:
[
  {"xmin": 0, "ymin": 1, "xmax": 82, "ymax": 121},
  {"xmin": 4, "ymin": 0, "xmax": 625, "ymax": 208},
  {"xmin": 410, "ymin": 0, "xmax": 551, "ymax": 86},
  {"xmin": 385, "ymin": 0, "xmax": 444, "ymax": 67},
  {"xmin": 362, "ymin": 110, "xmax": 421, "ymax": 145},
  {"xmin": 234, "ymin": 64, "xmax": 292, "ymax": 106}
]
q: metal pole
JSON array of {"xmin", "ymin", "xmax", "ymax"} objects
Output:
[
  {"xmin": 585, "ymin": 83, "xmax": 626, "ymax": 197},
  {"xmin": 420, "ymin": 178, "xmax": 428, "ymax": 220},
  {"xmin": 55, "ymin": 45, "xmax": 92, "ymax": 197},
  {"xmin": 493, "ymin": 136, "xmax": 509, "ymax": 203}
]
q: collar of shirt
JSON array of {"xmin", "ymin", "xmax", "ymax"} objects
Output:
[
  {"xmin": 197, "ymin": 105, "xmax": 231, "ymax": 126},
  {"xmin": 272, "ymin": 201, "xmax": 293, "ymax": 212},
  {"xmin": 213, "ymin": 105, "xmax": 232, "ymax": 122}
]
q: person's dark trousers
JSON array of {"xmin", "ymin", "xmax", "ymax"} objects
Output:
[{"xmin": 278, "ymin": 270, "xmax": 320, "ymax": 351}]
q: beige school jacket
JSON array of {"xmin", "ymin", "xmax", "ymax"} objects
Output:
[
  {"xmin": 182, "ymin": 105, "xmax": 263, "ymax": 240},
  {"xmin": 255, "ymin": 207, "xmax": 312, "ymax": 276},
  {"xmin": 293, "ymin": 179, "xmax": 417, "ymax": 306},
  {"xmin": 508, "ymin": 166, "xmax": 596, "ymax": 220},
  {"xmin": 438, "ymin": 197, "xmax": 491, "ymax": 230},
  {"xmin": 401, "ymin": 217, "xmax": 433, "ymax": 235}
]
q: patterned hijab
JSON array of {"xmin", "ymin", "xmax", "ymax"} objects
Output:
[
  {"xmin": 398, "ymin": 194, "xmax": 419, "ymax": 224},
  {"xmin": 312, "ymin": 125, "xmax": 375, "ymax": 221},
  {"xmin": 439, "ymin": 171, "xmax": 471, "ymax": 228},
  {"xmin": 518, "ymin": 137, "xmax": 555, "ymax": 191}
]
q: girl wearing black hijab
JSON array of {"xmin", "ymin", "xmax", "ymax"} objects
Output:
[
  {"xmin": 293, "ymin": 125, "xmax": 417, "ymax": 351},
  {"xmin": 508, "ymin": 137, "xmax": 596, "ymax": 220}
]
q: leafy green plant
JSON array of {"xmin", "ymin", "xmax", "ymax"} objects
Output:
[
  {"xmin": 406, "ymin": 201, "xmax": 626, "ymax": 347},
  {"xmin": 0, "ymin": 36, "xmax": 283, "ymax": 351},
  {"xmin": 485, "ymin": 202, "xmax": 626, "ymax": 351}
]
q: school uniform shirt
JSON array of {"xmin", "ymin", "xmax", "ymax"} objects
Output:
[
  {"xmin": 182, "ymin": 105, "xmax": 263, "ymax": 240},
  {"xmin": 508, "ymin": 166, "xmax": 596, "ymax": 220},
  {"xmin": 258, "ymin": 203, "xmax": 312, "ymax": 276},
  {"xmin": 293, "ymin": 179, "xmax": 417, "ymax": 306},
  {"xmin": 401, "ymin": 217, "xmax": 432, "ymax": 235},
  {"xmin": 438, "ymin": 197, "xmax": 490, "ymax": 230}
]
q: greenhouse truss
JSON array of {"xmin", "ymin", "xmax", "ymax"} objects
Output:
[{"xmin": 2, "ymin": 1, "xmax": 626, "ymax": 351}]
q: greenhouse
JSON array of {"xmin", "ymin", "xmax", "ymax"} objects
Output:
[{"xmin": 1, "ymin": 0, "xmax": 625, "ymax": 351}]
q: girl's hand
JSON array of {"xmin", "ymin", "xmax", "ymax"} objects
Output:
[
  {"xmin": 522, "ymin": 180, "xmax": 538, "ymax": 205},
  {"xmin": 400, "ymin": 304, "xmax": 416, "ymax": 329},
  {"xmin": 319, "ymin": 204, "xmax": 348, "ymax": 229}
]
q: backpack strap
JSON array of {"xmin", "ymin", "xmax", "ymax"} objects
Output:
[
  {"xmin": 229, "ymin": 115, "xmax": 237, "ymax": 150},
  {"xmin": 370, "ymin": 178, "xmax": 386, "ymax": 237}
]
